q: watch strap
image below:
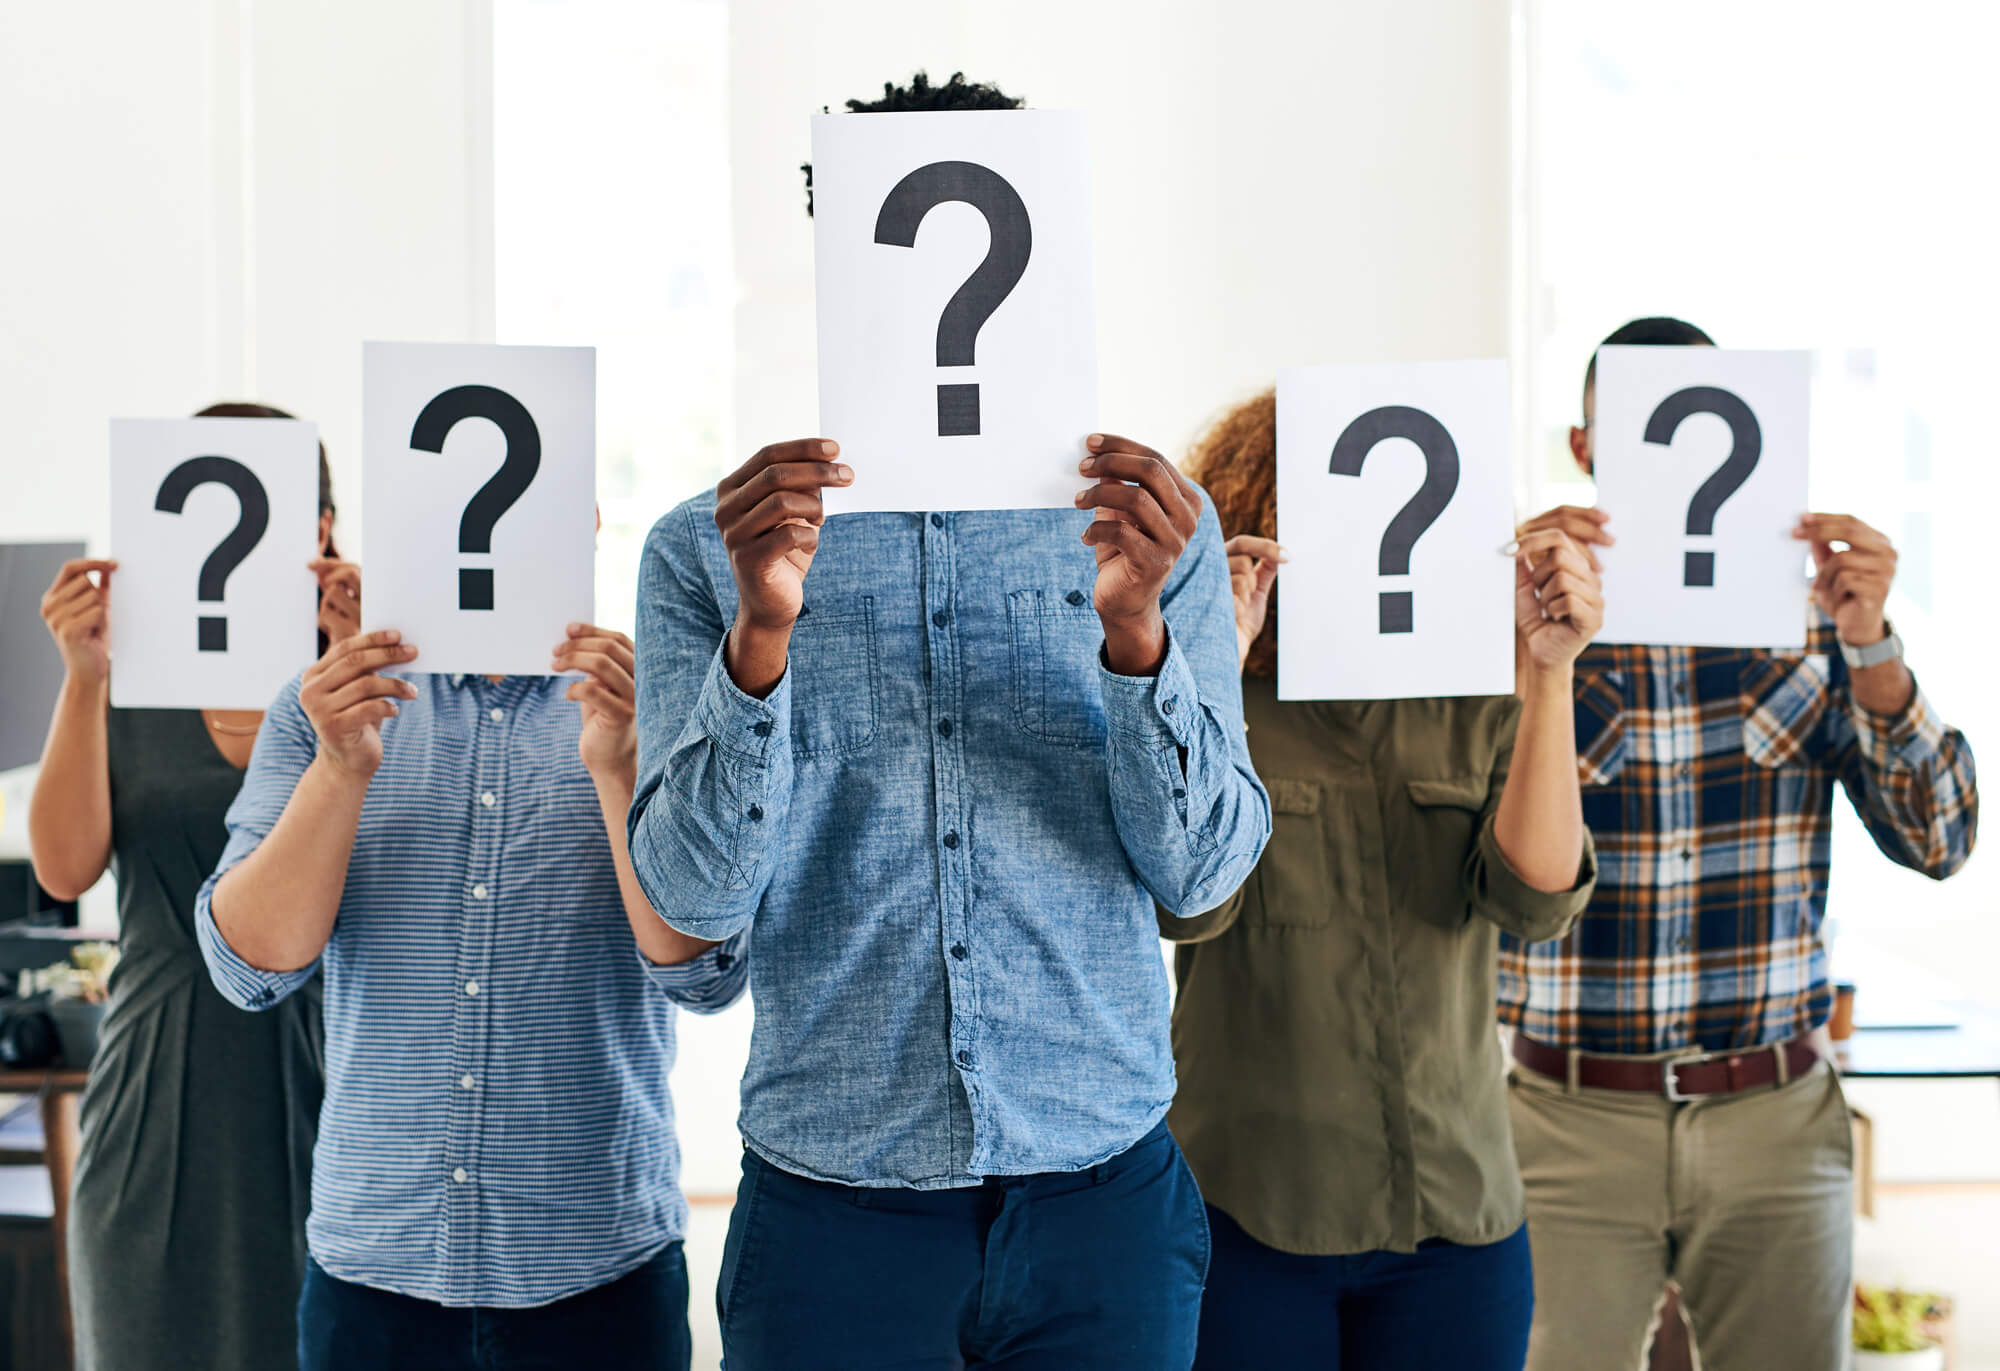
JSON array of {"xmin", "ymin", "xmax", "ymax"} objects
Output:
[{"xmin": 1840, "ymin": 624, "xmax": 1903, "ymax": 670}]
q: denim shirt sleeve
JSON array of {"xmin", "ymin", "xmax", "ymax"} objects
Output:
[
  {"xmin": 193, "ymin": 672, "xmax": 326, "ymax": 1011},
  {"xmin": 1099, "ymin": 494, "xmax": 1271, "ymax": 916},
  {"xmin": 627, "ymin": 502, "xmax": 797, "ymax": 942}
]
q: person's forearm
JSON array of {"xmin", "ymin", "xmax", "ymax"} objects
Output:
[
  {"xmin": 1850, "ymin": 656, "xmax": 1917, "ymax": 718},
  {"xmin": 27, "ymin": 676, "xmax": 113, "ymax": 899},
  {"xmin": 210, "ymin": 754, "xmax": 366, "ymax": 971},
  {"xmin": 1102, "ymin": 607, "xmax": 1169, "ymax": 677},
  {"xmin": 726, "ymin": 616, "xmax": 792, "ymax": 699},
  {"xmin": 594, "ymin": 767, "xmax": 719, "ymax": 967},
  {"xmin": 1494, "ymin": 663, "xmax": 1587, "ymax": 893}
]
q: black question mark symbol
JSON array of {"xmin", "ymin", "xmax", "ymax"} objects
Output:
[
  {"xmin": 874, "ymin": 161, "xmax": 1033, "ymax": 437},
  {"xmin": 408, "ymin": 385, "xmax": 541, "ymax": 611},
  {"xmin": 1643, "ymin": 385, "xmax": 1761, "ymax": 588},
  {"xmin": 153, "ymin": 456, "xmax": 271, "ymax": 652},
  {"xmin": 1328, "ymin": 406, "xmax": 1461, "ymax": 634}
]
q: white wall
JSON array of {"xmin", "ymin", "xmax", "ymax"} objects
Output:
[{"xmin": 728, "ymin": 0, "xmax": 1512, "ymax": 468}]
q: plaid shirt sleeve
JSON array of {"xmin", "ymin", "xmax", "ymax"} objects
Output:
[{"xmin": 1835, "ymin": 668, "xmax": 1979, "ymax": 878}]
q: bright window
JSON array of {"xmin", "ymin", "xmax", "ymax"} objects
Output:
[{"xmin": 1523, "ymin": 1, "xmax": 1998, "ymax": 998}]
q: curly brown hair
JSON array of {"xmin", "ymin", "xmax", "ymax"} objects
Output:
[{"xmin": 1181, "ymin": 388, "xmax": 1277, "ymax": 676}]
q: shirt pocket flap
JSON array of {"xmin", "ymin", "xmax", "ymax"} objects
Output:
[
  {"xmin": 1266, "ymin": 777, "xmax": 1323, "ymax": 816},
  {"xmin": 1405, "ymin": 775, "xmax": 1489, "ymax": 811},
  {"xmin": 1740, "ymin": 653, "xmax": 1831, "ymax": 769}
]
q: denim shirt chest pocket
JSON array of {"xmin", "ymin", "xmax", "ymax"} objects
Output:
[
  {"xmin": 1006, "ymin": 587, "xmax": 1107, "ymax": 748},
  {"xmin": 786, "ymin": 596, "xmax": 880, "ymax": 759}
]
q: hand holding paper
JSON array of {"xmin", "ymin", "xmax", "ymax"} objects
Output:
[
  {"xmin": 715, "ymin": 438, "xmax": 854, "ymax": 697},
  {"xmin": 1074, "ymin": 433, "xmax": 1201, "ymax": 676}
]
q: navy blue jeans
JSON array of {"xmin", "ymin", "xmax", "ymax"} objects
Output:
[
  {"xmin": 1195, "ymin": 1206, "xmax": 1533, "ymax": 1371},
  {"xmin": 297, "ymin": 1243, "xmax": 691, "ymax": 1371},
  {"xmin": 719, "ymin": 1120, "xmax": 1209, "ymax": 1369}
]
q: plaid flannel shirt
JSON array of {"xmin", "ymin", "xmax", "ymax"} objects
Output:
[{"xmin": 1498, "ymin": 612, "xmax": 1978, "ymax": 1055}]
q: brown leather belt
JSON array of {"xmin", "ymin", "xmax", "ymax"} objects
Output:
[{"xmin": 1512, "ymin": 1032, "xmax": 1822, "ymax": 1101}]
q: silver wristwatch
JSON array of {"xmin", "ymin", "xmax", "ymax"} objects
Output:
[{"xmin": 1839, "ymin": 623, "xmax": 1904, "ymax": 670}]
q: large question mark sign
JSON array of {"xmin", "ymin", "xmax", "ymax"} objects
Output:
[
  {"xmin": 1643, "ymin": 385, "xmax": 1760, "ymax": 588},
  {"xmin": 153, "ymin": 456, "xmax": 271, "ymax": 652},
  {"xmin": 874, "ymin": 161, "xmax": 1032, "ymax": 437},
  {"xmin": 408, "ymin": 385, "xmax": 541, "ymax": 611},
  {"xmin": 1328, "ymin": 407, "xmax": 1461, "ymax": 634}
]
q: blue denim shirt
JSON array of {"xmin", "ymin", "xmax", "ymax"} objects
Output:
[{"xmin": 628, "ymin": 496, "xmax": 1269, "ymax": 1188}]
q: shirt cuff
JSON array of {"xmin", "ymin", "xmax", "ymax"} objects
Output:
[
  {"xmin": 193, "ymin": 878, "xmax": 317, "ymax": 1011},
  {"xmin": 637, "ymin": 930, "xmax": 749, "ymax": 1012},
  {"xmin": 693, "ymin": 635, "xmax": 793, "ymax": 766},
  {"xmin": 1098, "ymin": 627, "xmax": 1200, "ymax": 748},
  {"xmin": 1850, "ymin": 676, "xmax": 1948, "ymax": 771},
  {"xmin": 1474, "ymin": 814, "xmax": 1597, "ymax": 940}
]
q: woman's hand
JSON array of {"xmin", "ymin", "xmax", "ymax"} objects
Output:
[
  {"xmin": 310, "ymin": 557, "xmax": 362, "ymax": 643},
  {"xmin": 40, "ymin": 559, "xmax": 117, "ymax": 685},
  {"xmin": 299, "ymin": 630, "xmax": 419, "ymax": 781},
  {"xmin": 1514, "ymin": 529, "xmax": 1603, "ymax": 672},
  {"xmin": 554, "ymin": 624, "xmax": 638, "ymax": 782},
  {"xmin": 1221, "ymin": 535, "xmax": 1284, "ymax": 669}
]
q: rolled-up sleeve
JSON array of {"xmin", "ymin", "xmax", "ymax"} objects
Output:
[
  {"xmin": 638, "ymin": 929, "xmax": 750, "ymax": 1013},
  {"xmin": 1842, "ymin": 678, "xmax": 1979, "ymax": 880},
  {"xmin": 193, "ymin": 673, "xmax": 324, "ymax": 1011},
  {"xmin": 1103, "ymin": 495, "xmax": 1270, "ymax": 917},
  {"xmin": 627, "ymin": 503, "xmax": 797, "ymax": 942}
]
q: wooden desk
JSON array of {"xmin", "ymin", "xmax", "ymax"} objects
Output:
[{"xmin": 0, "ymin": 1069, "xmax": 87, "ymax": 1364}]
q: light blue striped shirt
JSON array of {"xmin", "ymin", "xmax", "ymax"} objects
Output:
[{"xmin": 195, "ymin": 670, "xmax": 746, "ymax": 1308}]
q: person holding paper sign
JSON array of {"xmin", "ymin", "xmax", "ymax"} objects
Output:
[
  {"xmin": 28, "ymin": 403, "xmax": 337, "ymax": 1371},
  {"xmin": 194, "ymin": 551, "xmax": 742, "ymax": 1371},
  {"xmin": 631, "ymin": 79, "xmax": 1264, "ymax": 1369},
  {"xmin": 1504, "ymin": 318, "xmax": 1980, "ymax": 1371},
  {"xmin": 1158, "ymin": 391, "xmax": 1600, "ymax": 1370}
]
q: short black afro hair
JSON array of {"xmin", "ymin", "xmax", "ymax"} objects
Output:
[{"xmin": 803, "ymin": 71, "xmax": 1025, "ymax": 215}]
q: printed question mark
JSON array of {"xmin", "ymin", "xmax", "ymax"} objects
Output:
[
  {"xmin": 874, "ymin": 161, "xmax": 1032, "ymax": 437},
  {"xmin": 153, "ymin": 456, "xmax": 271, "ymax": 652},
  {"xmin": 408, "ymin": 385, "xmax": 541, "ymax": 611},
  {"xmin": 1643, "ymin": 386, "xmax": 1760, "ymax": 588},
  {"xmin": 1328, "ymin": 407, "xmax": 1461, "ymax": 634}
]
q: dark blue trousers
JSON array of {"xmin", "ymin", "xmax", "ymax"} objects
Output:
[
  {"xmin": 719, "ymin": 1120, "xmax": 1209, "ymax": 1370},
  {"xmin": 297, "ymin": 1243, "xmax": 691, "ymax": 1371},
  {"xmin": 1195, "ymin": 1206, "xmax": 1533, "ymax": 1371}
]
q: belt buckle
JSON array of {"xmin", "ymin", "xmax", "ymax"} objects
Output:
[{"xmin": 1661, "ymin": 1051, "xmax": 1706, "ymax": 1102}]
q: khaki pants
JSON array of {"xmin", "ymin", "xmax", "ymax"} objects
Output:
[{"xmin": 1508, "ymin": 1052, "xmax": 1854, "ymax": 1371}]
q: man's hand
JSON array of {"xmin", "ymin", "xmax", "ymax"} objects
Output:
[
  {"xmin": 1222, "ymin": 535, "xmax": 1284, "ymax": 670},
  {"xmin": 1514, "ymin": 529, "xmax": 1604, "ymax": 672},
  {"xmin": 715, "ymin": 439, "xmax": 852, "ymax": 696},
  {"xmin": 1796, "ymin": 513, "xmax": 1897, "ymax": 645},
  {"xmin": 310, "ymin": 557, "xmax": 362, "ymax": 643},
  {"xmin": 555, "ymin": 623, "xmax": 638, "ymax": 781},
  {"xmin": 1075, "ymin": 434, "xmax": 1202, "ymax": 676},
  {"xmin": 299, "ymin": 629, "xmax": 419, "ymax": 780},
  {"xmin": 1516, "ymin": 505, "xmax": 1614, "ymax": 572},
  {"xmin": 39, "ymin": 558, "xmax": 117, "ymax": 685}
]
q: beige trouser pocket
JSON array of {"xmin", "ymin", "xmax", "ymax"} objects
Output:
[{"xmin": 1508, "ymin": 1058, "xmax": 1855, "ymax": 1371}]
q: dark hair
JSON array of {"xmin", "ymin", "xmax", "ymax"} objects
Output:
[
  {"xmin": 802, "ymin": 71, "xmax": 1025, "ymax": 216},
  {"xmin": 195, "ymin": 401, "xmax": 335, "ymax": 518},
  {"xmin": 1582, "ymin": 316, "xmax": 1716, "ymax": 415}
]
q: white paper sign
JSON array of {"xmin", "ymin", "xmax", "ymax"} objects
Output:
[
  {"xmin": 363, "ymin": 342, "xmax": 595, "ymax": 675},
  {"xmin": 812, "ymin": 109, "xmax": 1098, "ymax": 513},
  {"xmin": 108, "ymin": 418, "xmax": 321, "ymax": 709},
  {"xmin": 1593, "ymin": 347, "xmax": 1810, "ymax": 648},
  {"xmin": 1276, "ymin": 362, "xmax": 1515, "ymax": 700}
]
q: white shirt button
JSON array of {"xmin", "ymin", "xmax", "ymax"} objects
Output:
[
  {"xmin": 490, "ymin": 708, "xmax": 504, "ymax": 723},
  {"xmin": 459, "ymin": 1073, "xmax": 476, "ymax": 1090},
  {"xmin": 464, "ymin": 979, "xmax": 481, "ymax": 997},
  {"xmin": 452, "ymin": 1167, "xmax": 468, "ymax": 1184},
  {"xmin": 480, "ymin": 791, "xmax": 496, "ymax": 808},
  {"xmin": 472, "ymin": 883, "xmax": 488, "ymax": 900}
]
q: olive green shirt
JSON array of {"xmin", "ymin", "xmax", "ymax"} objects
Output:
[{"xmin": 1162, "ymin": 676, "xmax": 1596, "ymax": 1256}]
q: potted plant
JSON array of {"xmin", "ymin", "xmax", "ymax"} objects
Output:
[
  {"xmin": 30, "ymin": 942, "xmax": 119, "ymax": 1068},
  {"xmin": 1853, "ymin": 1285, "xmax": 1945, "ymax": 1370}
]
